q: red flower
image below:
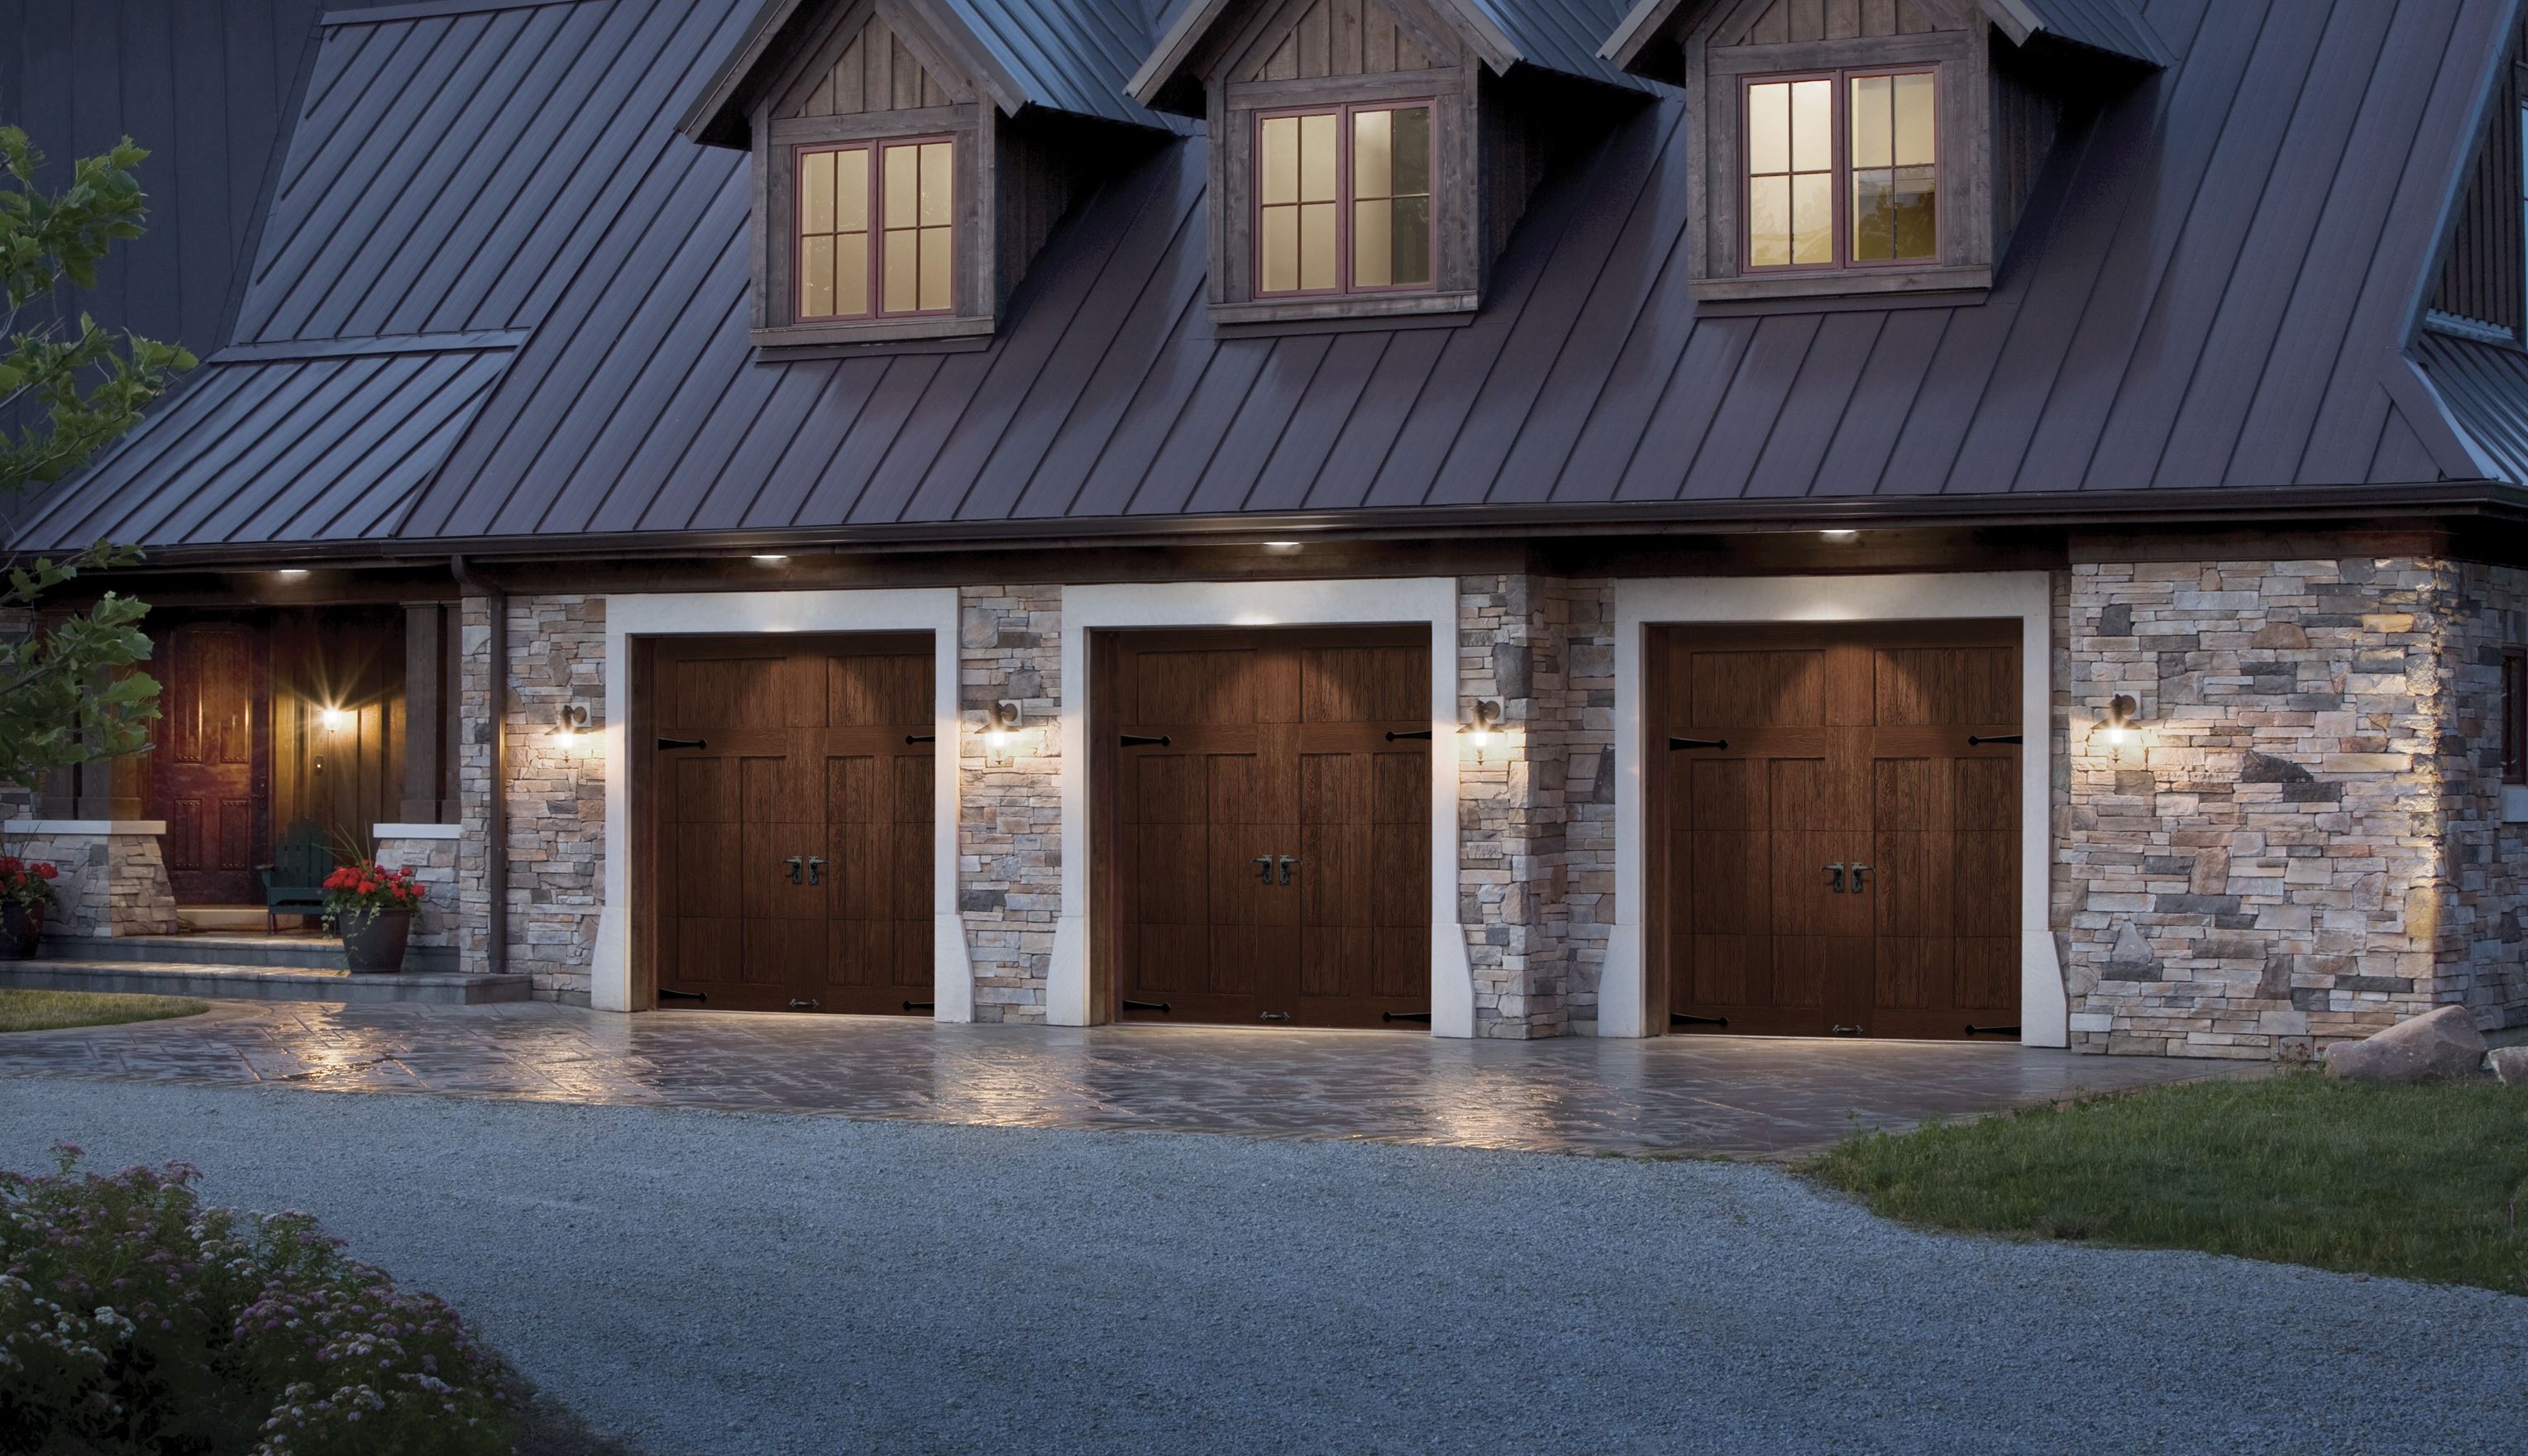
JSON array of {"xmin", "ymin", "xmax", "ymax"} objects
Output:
[
  {"xmin": 32, "ymin": 863, "xmax": 55, "ymax": 881},
  {"xmin": 356, "ymin": 880, "xmax": 375, "ymax": 896}
]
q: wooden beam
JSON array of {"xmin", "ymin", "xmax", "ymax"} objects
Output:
[{"xmin": 401, "ymin": 603, "xmax": 445, "ymax": 823}]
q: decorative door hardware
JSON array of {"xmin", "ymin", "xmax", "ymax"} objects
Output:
[
  {"xmin": 806, "ymin": 856, "xmax": 825, "ymax": 886},
  {"xmin": 902, "ymin": 1000, "xmax": 935, "ymax": 1012},
  {"xmin": 905, "ymin": 733, "xmax": 935, "ymax": 744},
  {"xmin": 1831, "ymin": 1024, "xmax": 1864, "ymax": 1036},
  {"xmin": 788, "ymin": 998, "xmax": 822, "ymax": 1010},
  {"xmin": 1967, "ymin": 733, "xmax": 2022, "ymax": 746},
  {"xmin": 1254, "ymin": 855, "xmax": 1276, "ymax": 885},
  {"xmin": 1386, "ymin": 728, "xmax": 1434, "ymax": 741},
  {"xmin": 1823, "ymin": 862, "xmax": 1846, "ymax": 894},
  {"xmin": 1259, "ymin": 1010, "xmax": 1293, "ymax": 1022},
  {"xmin": 656, "ymin": 736, "xmax": 707, "ymax": 750},
  {"xmin": 1121, "ymin": 997, "xmax": 1173, "ymax": 1012},
  {"xmin": 1382, "ymin": 1010, "xmax": 1432, "ymax": 1023},
  {"xmin": 658, "ymin": 987, "xmax": 707, "ymax": 1001},
  {"xmin": 1277, "ymin": 855, "xmax": 1299, "ymax": 886},
  {"xmin": 1670, "ymin": 1012, "xmax": 1729, "ymax": 1027},
  {"xmin": 782, "ymin": 855, "xmax": 804, "ymax": 884},
  {"xmin": 1963, "ymin": 1024, "xmax": 2021, "ymax": 1038},
  {"xmin": 1849, "ymin": 863, "xmax": 1872, "ymax": 891},
  {"xmin": 1119, "ymin": 733, "xmax": 1172, "ymax": 747},
  {"xmin": 1668, "ymin": 736, "xmax": 1728, "ymax": 751}
]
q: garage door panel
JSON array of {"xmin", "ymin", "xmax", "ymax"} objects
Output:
[
  {"xmin": 1303, "ymin": 645, "xmax": 1425, "ymax": 723},
  {"xmin": 826, "ymin": 652, "xmax": 926, "ymax": 727},
  {"xmin": 1132, "ymin": 754, "xmax": 1207, "ymax": 823},
  {"xmin": 673, "ymin": 915, "xmax": 743, "ymax": 986},
  {"xmin": 1135, "ymin": 924, "xmax": 1201, "ymax": 993},
  {"xmin": 1685, "ymin": 830, "xmax": 1765, "ymax": 933},
  {"xmin": 1301, "ymin": 925, "xmax": 1367, "ymax": 998},
  {"xmin": 1688, "ymin": 649, "xmax": 1823, "ymax": 726},
  {"xmin": 1685, "ymin": 933, "xmax": 1757, "ymax": 1006},
  {"xmin": 1205, "ymin": 924, "xmax": 1290, "ymax": 999},
  {"xmin": 1876, "ymin": 646, "xmax": 2015, "ymax": 727},
  {"xmin": 672, "ymin": 756, "xmax": 735, "ymax": 823},
  {"xmin": 1134, "ymin": 649, "xmax": 1258, "ymax": 724},
  {"xmin": 1373, "ymin": 823, "xmax": 1428, "ymax": 928},
  {"xmin": 1773, "ymin": 832, "xmax": 1865, "ymax": 938},
  {"xmin": 1871, "ymin": 936, "xmax": 1947, "ymax": 1010},
  {"xmin": 1372, "ymin": 751, "xmax": 1425, "ymax": 824},
  {"xmin": 1133, "ymin": 824, "xmax": 1207, "ymax": 923},
  {"xmin": 1208, "ymin": 751, "xmax": 1291, "ymax": 826},
  {"xmin": 1871, "ymin": 828, "xmax": 1952, "ymax": 938},
  {"xmin": 1769, "ymin": 937, "xmax": 1852, "ymax": 1010},
  {"xmin": 1371, "ymin": 926, "xmax": 1426, "ymax": 998},
  {"xmin": 1871, "ymin": 756, "xmax": 1950, "ymax": 833},
  {"xmin": 1954, "ymin": 936, "xmax": 2016, "ymax": 1010}
]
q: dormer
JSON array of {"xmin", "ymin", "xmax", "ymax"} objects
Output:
[
  {"xmin": 1603, "ymin": 0, "xmax": 2162, "ymax": 308},
  {"xmin": 1130, "ymin": 0, "xmax": 1647, "ymax": 327},
  {"xmin": 682, "ymin": 0, "xmax": 1174, "ymax": 351}
]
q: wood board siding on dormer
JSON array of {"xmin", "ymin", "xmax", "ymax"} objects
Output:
[
  {"xmin": 2430, "ymin": 12, "xmax": 2526, "ymax": 337},
  {"xmin": 785, "ymin": 12, "xmax": 956, "ymax": 117},
  {"xmin": 1739, "ymin": 0, "xmax": 1947, "ymax": 45},
  {"xmin": 1241, "ymin": 0, "xmax": 1438, "ymax": 82}
]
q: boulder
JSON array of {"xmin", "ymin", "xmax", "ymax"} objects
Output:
[
  {"xmin": 2322, "ymin": 1005, "xmax": 2488, "ymax": 1084},
  {"xmin": 2490, "ymin": 1046, "xmax": 2528, "ymax": 1087}
]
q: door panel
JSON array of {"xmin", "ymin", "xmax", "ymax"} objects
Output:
[
  {"xmin": 155, "ymin": 623, "xmax": 268, "ymax": 904},
  {"xmin": 651, "ymin": 635, "xmax": 931, "ymax": 1013},
  {"xmin": 1111, "ymin": 627, "xmax": 1431, "ymax": 1029},
  {"xmin": 1654, "ymin": 620, "xmax": 2019, "ymax": 1040}
]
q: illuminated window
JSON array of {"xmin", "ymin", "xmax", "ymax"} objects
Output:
[
  {"xmin": 1259, "ymin": 103, "xmax": 1432, "ymax": 296},
  {"xmin": 797, "ymin": 137, "xmax": 953, "ymax": 320},
  {"xmin": 1745, "ymin": 70, "xmax": 1937, "ymax": 270}
]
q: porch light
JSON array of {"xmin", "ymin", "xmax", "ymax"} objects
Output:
[
  {"xmin": 319, "ymin": 706, "xmax": 350, "ymax": 732},
  {"xmin": 1818, "ymin": 529, "xmax": 1858, "ymax": 542},
  {"xmin": 1261, "ymin": 541, "xmax": 1303, "ymax": 554},
  {"xmin": 277, "ymin": 568, "xmax": 309, "ymax": 580},
  {"xmin": 1461, "ymin": 699, "xmax": 1503, "ymax": 764},
  {"xmin": 2093, "ymin": 695, "xmax": 2142, "ymax": 750},
  {"xmin": 556, "ymin": 704, "xmax": 590, "ymax": 738},
  {"xmin": 750, "ymin": 555, "xmax": 791, "ymax": 565},
  {"xmin": 983, "ymin": 700, "xmax": 1022, "ymax": 764}
]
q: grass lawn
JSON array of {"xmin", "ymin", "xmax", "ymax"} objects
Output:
[
  {"xmin": 1807, "ymin": 1070, "xmax": 2528, "ymax": 1296},
  {"xmin": 0, "ymin": 987, "xmax": 208, "ymax": 1034}
]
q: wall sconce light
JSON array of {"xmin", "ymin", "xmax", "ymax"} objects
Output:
[
  {"xmin": 1461, "ymin": 699, "xmax": 1503, "ymax": 765},
  {"xmin": 2092, "ymin": 694, "xmax": 2142, "ymax": 751},
  {"xmin": 1818, "ymin": 528, "xmax": 1859, "ymax": 542},
  {"xmin": 750, "ymin": 554, "xmax": 791, "ymax": 566},
  {"xmin": 1261, "ymin": 541, "xmax": 1304, "ymax": 555},
  {"xmin": 276, "ymin": 568, "xmax": 308, "ymax": 581},
  {"xmin": 557, "ymin": 703, "xmax": 590, "ymax": 738},
  {"xmin": 983, "ymin": 699, "xmax": 1021, "ymax": 764},
  {"xmin": 319, "ymin": 706, "xmax": 350, "ymax": 732}
]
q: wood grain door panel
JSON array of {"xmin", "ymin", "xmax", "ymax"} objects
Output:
[
  {"xmin": 155, "ymin": 622, "xmax": 270, "ymax": 904},
  {"xmin": 1652, "ymin": 620, "xmax": 2019, "ymax": 1041},
  {"xmin": 651, "ymin": 634, "xmax": 931, "ymax": 1014}
]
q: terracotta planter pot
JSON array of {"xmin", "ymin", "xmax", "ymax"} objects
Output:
[
  {"xmin": 0, "ymin": 902, "xmax": 43, "ymax": 961},
  {"xmin": 338, "ymin": 908, "xmax": 413, "ymax": 973}
]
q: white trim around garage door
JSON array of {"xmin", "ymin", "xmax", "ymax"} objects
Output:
[
  {"xmin": 1607, "ymin": 572, "xmax": 2065, "ymax": 1046},
  {"xmin": 591, "ymin": 590, "xmax": 972, "ymax": 1019},
  {"xmin": 1049, "ymin": 579, "xmax": 1474, "ymax": 1035}
]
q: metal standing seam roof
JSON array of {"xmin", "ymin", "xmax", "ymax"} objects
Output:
[
  {"xmin": 1991, "ymin": 0, "xmax": 2171, "ymax": 63},
  {"xmin": 16, "ymin": 0, "xmax": 2527, "ymax": 557},
  {"xmin": 2413, "ymin": 329, "xmax": 2528, "ymax": 488}
]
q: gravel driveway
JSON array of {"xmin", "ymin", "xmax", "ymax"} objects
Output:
[{"xmin": 2, "ymin": 1078, "xmax": 2518, "ymax": 1455}]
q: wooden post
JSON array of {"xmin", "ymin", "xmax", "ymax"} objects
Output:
[{"xmin": 401, "ymin": 603, "xmax": 444, "ymax": 823}]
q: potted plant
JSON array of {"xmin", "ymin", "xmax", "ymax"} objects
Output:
[
  {"xmin": 323, "ymin": 859, "xmax": 427, "ymax": 972},
  {"xmin": 0, "ymin": 855, "xmax": 62, "ymax": 959}
]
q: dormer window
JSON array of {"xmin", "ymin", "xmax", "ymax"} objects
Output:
[
  {"xmin": 1742, "ymin": 69, "xmax": 1937, "ymax": 273},
  {"xmin": 1256, "ymin": 103, "xmax": 1433, "ymax": 296},
  {"xmin": 796, "ymin": 137, "xmax": 954, "ymax": 321}
]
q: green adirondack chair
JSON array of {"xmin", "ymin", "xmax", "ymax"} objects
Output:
[{"xmin": 257, "ymin": 819, "xmax": 332, "ymax": 930}]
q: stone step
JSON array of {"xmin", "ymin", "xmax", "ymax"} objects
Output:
[
  {"xmin": 35, "ymin": 933, "xmax": 457, "ymax": 974},
  {"xmin": 174, "ymin": 906, "xmax": 273, "ymax": 931},
  {"xmin": 0, "ymin": 958, "xmax": 531, "ymax": 1005}
]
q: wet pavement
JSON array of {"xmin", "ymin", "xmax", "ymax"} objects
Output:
[{"xmin": 0, "ymin": 1000, "xmax": 2254, "ymax": 1156}]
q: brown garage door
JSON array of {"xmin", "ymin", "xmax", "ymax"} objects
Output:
[
  {"xmin": 1100, "ymin": 627, "xmax": 1431, "ymax": 1029},
  {"xmin": 1648, "ymin": 621, "xmax": 2019, "ymax": 1040},
  {"xmin": 650, "ymin": 634, "xmax": 932, "ymax": 1014}
]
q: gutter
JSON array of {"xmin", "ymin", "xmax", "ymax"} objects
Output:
[{"xmin": 449, "ymin": 554, "xmax": 505, "ymax": 979}]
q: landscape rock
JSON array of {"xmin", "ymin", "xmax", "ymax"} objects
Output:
[
  {"xmin": 2489, "ymin": 1046, "xmax": 2528, "ymax": 1087},
  {"xmin": 2322, "ymin": 1006, "xmax": 2488, "ymax": 1084}
]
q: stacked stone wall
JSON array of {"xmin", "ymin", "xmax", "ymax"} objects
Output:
[
  {"xmin": 2444, "ymin": 561, "xmax": 2528, "ymax": 1031},
  {"xmin": 957, "ymin": 586, "xmax": 1061, "ymax": 1023},
  {"xmin": 5, "ymin": 828, "xmax": 176, "ymax": 938},
  {"xmin": 372, "ymin": 833, "xmax": 461, "ymax": 948}
]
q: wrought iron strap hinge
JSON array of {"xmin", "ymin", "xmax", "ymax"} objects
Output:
[{"xmin": 1669, "ymin": 737, "xmax": 1728, "ymax": 751}]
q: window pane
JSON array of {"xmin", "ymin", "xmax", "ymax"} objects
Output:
[
  {"xmin": 1790, "ymin": 79, "xmax": 1830, "ymax": 173},
  {"xmin": 1355, "ymin": 108, "xmax": 1392, "ymax": 200},
  {"xmin": 801, "ymin": 234, "xmax": 835, "ymax": 317},
  {"xmin": 1300, "ymin": 112, "xmax": 1337, "ymax": 203},
  {"xmin": 1300, "ymin": 200, "xmax": 1336, "ymax": 290},
  {"xmin": 1262, "ymin": 205, "xmax": 1298, "ymax": 292},
  {"xmin": 838, "ymin": 148, "xmax": 869, "ymax": 232},
  {"xmin": 804, "ymin": 150, "xmax": 837, "ymax": 233},
  {"xmin": 1747, "ymin": 83, "xmax": 1790, "ymax": 175},
  {"xmin": 1891, "ymin": 165, "xmax": 1936, "ymax": 258},
  {"xmin": 1391, "ymin": 193, "xmax": 1431, "ymax": 285},
  {"xmin": 1355, "ymin": 198, "xmax": 1392, "ymax": 287},
  {"xmin": 1852, "ymin": 170, "xmax": 1892, "ymax": 261},
  {"xmin": 1850, "ymin": 76, "xmax": 1891, "ymax": 169},
  {"xmin": 883, "ymin": 228, "xmax": 918, "ymax": 312},
  {"xmin": 884, "ymin": 144, "xmax": 919, "ymax": 227},
  {"xmin": 1263, "ymin": 116, "xmax": 1299, "ymax": 206},
  {"xmin": 1792, "ymin": 171, "xmax": 1832, "ymax": 264},
  {"xmin": 838, "ymin": 232, "xmax": 868, "ymax": 316},
  {"xmin": 919, "ymin": 226, "xmax": 952, "ymax": 310},
  {"xmin": 920, "ymin": 141, "xmax": 953, "ymax": 226},
  {"xmin": 1748, "ymin": 174, "xmax": 1790, "ymax": 268},
  {"xmin": 1894, "ymin": 73, "xmax": 1936, "ymax": 166},
  {"xmin": 1393, "ymin": 106, "xmax": 1430, "ymax": 196}
]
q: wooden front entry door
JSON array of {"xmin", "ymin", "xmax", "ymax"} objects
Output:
[
  {"xmin": 155, "ymin": 622, "xmax": 270, "ymax": 905},
  {"xmin": 1648, "ymin": 621, "xmax": 2020, "ymax": 1040},
  {"xmin": 1105, "ymin": 627, "xmax": 1430, "ymax": 1029},
  {"xmin": 651, "ymin": 634, "xmax": 932, "ymax": 1014}
]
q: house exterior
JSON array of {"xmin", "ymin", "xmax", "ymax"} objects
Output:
[{"xmin": 8, "ymin": 0, "xmax": 2528, "ymax": 1056}]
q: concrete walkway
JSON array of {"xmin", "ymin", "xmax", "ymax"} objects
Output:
[{"xmin": 0, "ymin": 1000, "xmax": 2246, "ymax": 1155}]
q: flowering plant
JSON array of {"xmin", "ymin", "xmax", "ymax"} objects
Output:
[
  {"xmin": 0, "ymin": 854, "xmax": 62, "ymax": 911},
  {"xmin": 319, "ymin": 860, "xmax": 424, "ymax": 922},
  {"xmin": 0, "ymin": 1145, "xmax": 522, "ymax": 1454}
]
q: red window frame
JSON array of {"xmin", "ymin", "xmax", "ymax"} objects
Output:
[
  {"xmin": 1740, "ymin": 65, "xmax": 1940, "ymax": 274},
  {"xmin": 1250, "ymin": 98, "xmax": 1438, "ymax": 300},
  {"xmin": 793, "ymin": 133, "xmax": 957, "ymax": 323}
]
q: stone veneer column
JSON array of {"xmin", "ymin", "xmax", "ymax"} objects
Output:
[
  {"xmin": 2061, "ymin": 556, "xmax": 2462, "ymax": 1057},
  {"xmin": 370, "ymin": 823, "xmax": 462, "ymax": 948},
  {"xmin": 958, "ymin": 586, "xmax": 1062, "ymax": 1022},
  {"xmin": 2, "ymin": 819, "xmax": 178, "ymax": 937}
]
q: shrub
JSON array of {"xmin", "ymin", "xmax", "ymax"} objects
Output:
[{"xmin": 0, "ymin": 1145, "xmax": 523, "ymax": 1455}]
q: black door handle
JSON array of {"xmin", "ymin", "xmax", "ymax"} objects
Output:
[
  {"xmin": 806, "ymin": 856, "xmax": 825, "ymax": 886},
  {"xmin": 1253, "ymin": 855, "xmax": 1274, "ymax": 885},
  {"xmin": 657, "ymin": 737, "xmax": 706, "ymax": 750},
  {"xmin": 1669, "ymin": 737, "xmax": 1728, "ymax": 750},
  {"xmin": 782, "ymin": 856, "xmax": 803, "ymax": 885},
  {"xmin": 1277, "ymin": 855, "xmax": 1299, "ymax": 886}
]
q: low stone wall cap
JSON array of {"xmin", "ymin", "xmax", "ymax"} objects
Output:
[{"xmin": 3, "ymin": 819, "xmax": 169, "ymax": 836}]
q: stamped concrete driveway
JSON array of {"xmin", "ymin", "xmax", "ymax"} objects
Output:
[
  {"xmin": 0, "ymin": 1000, "xmax": 2244, "ymax": 1156},
  {"xmin": 0, "ymin": 1076, "xmax": 2518, "ymax": 1456}
]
